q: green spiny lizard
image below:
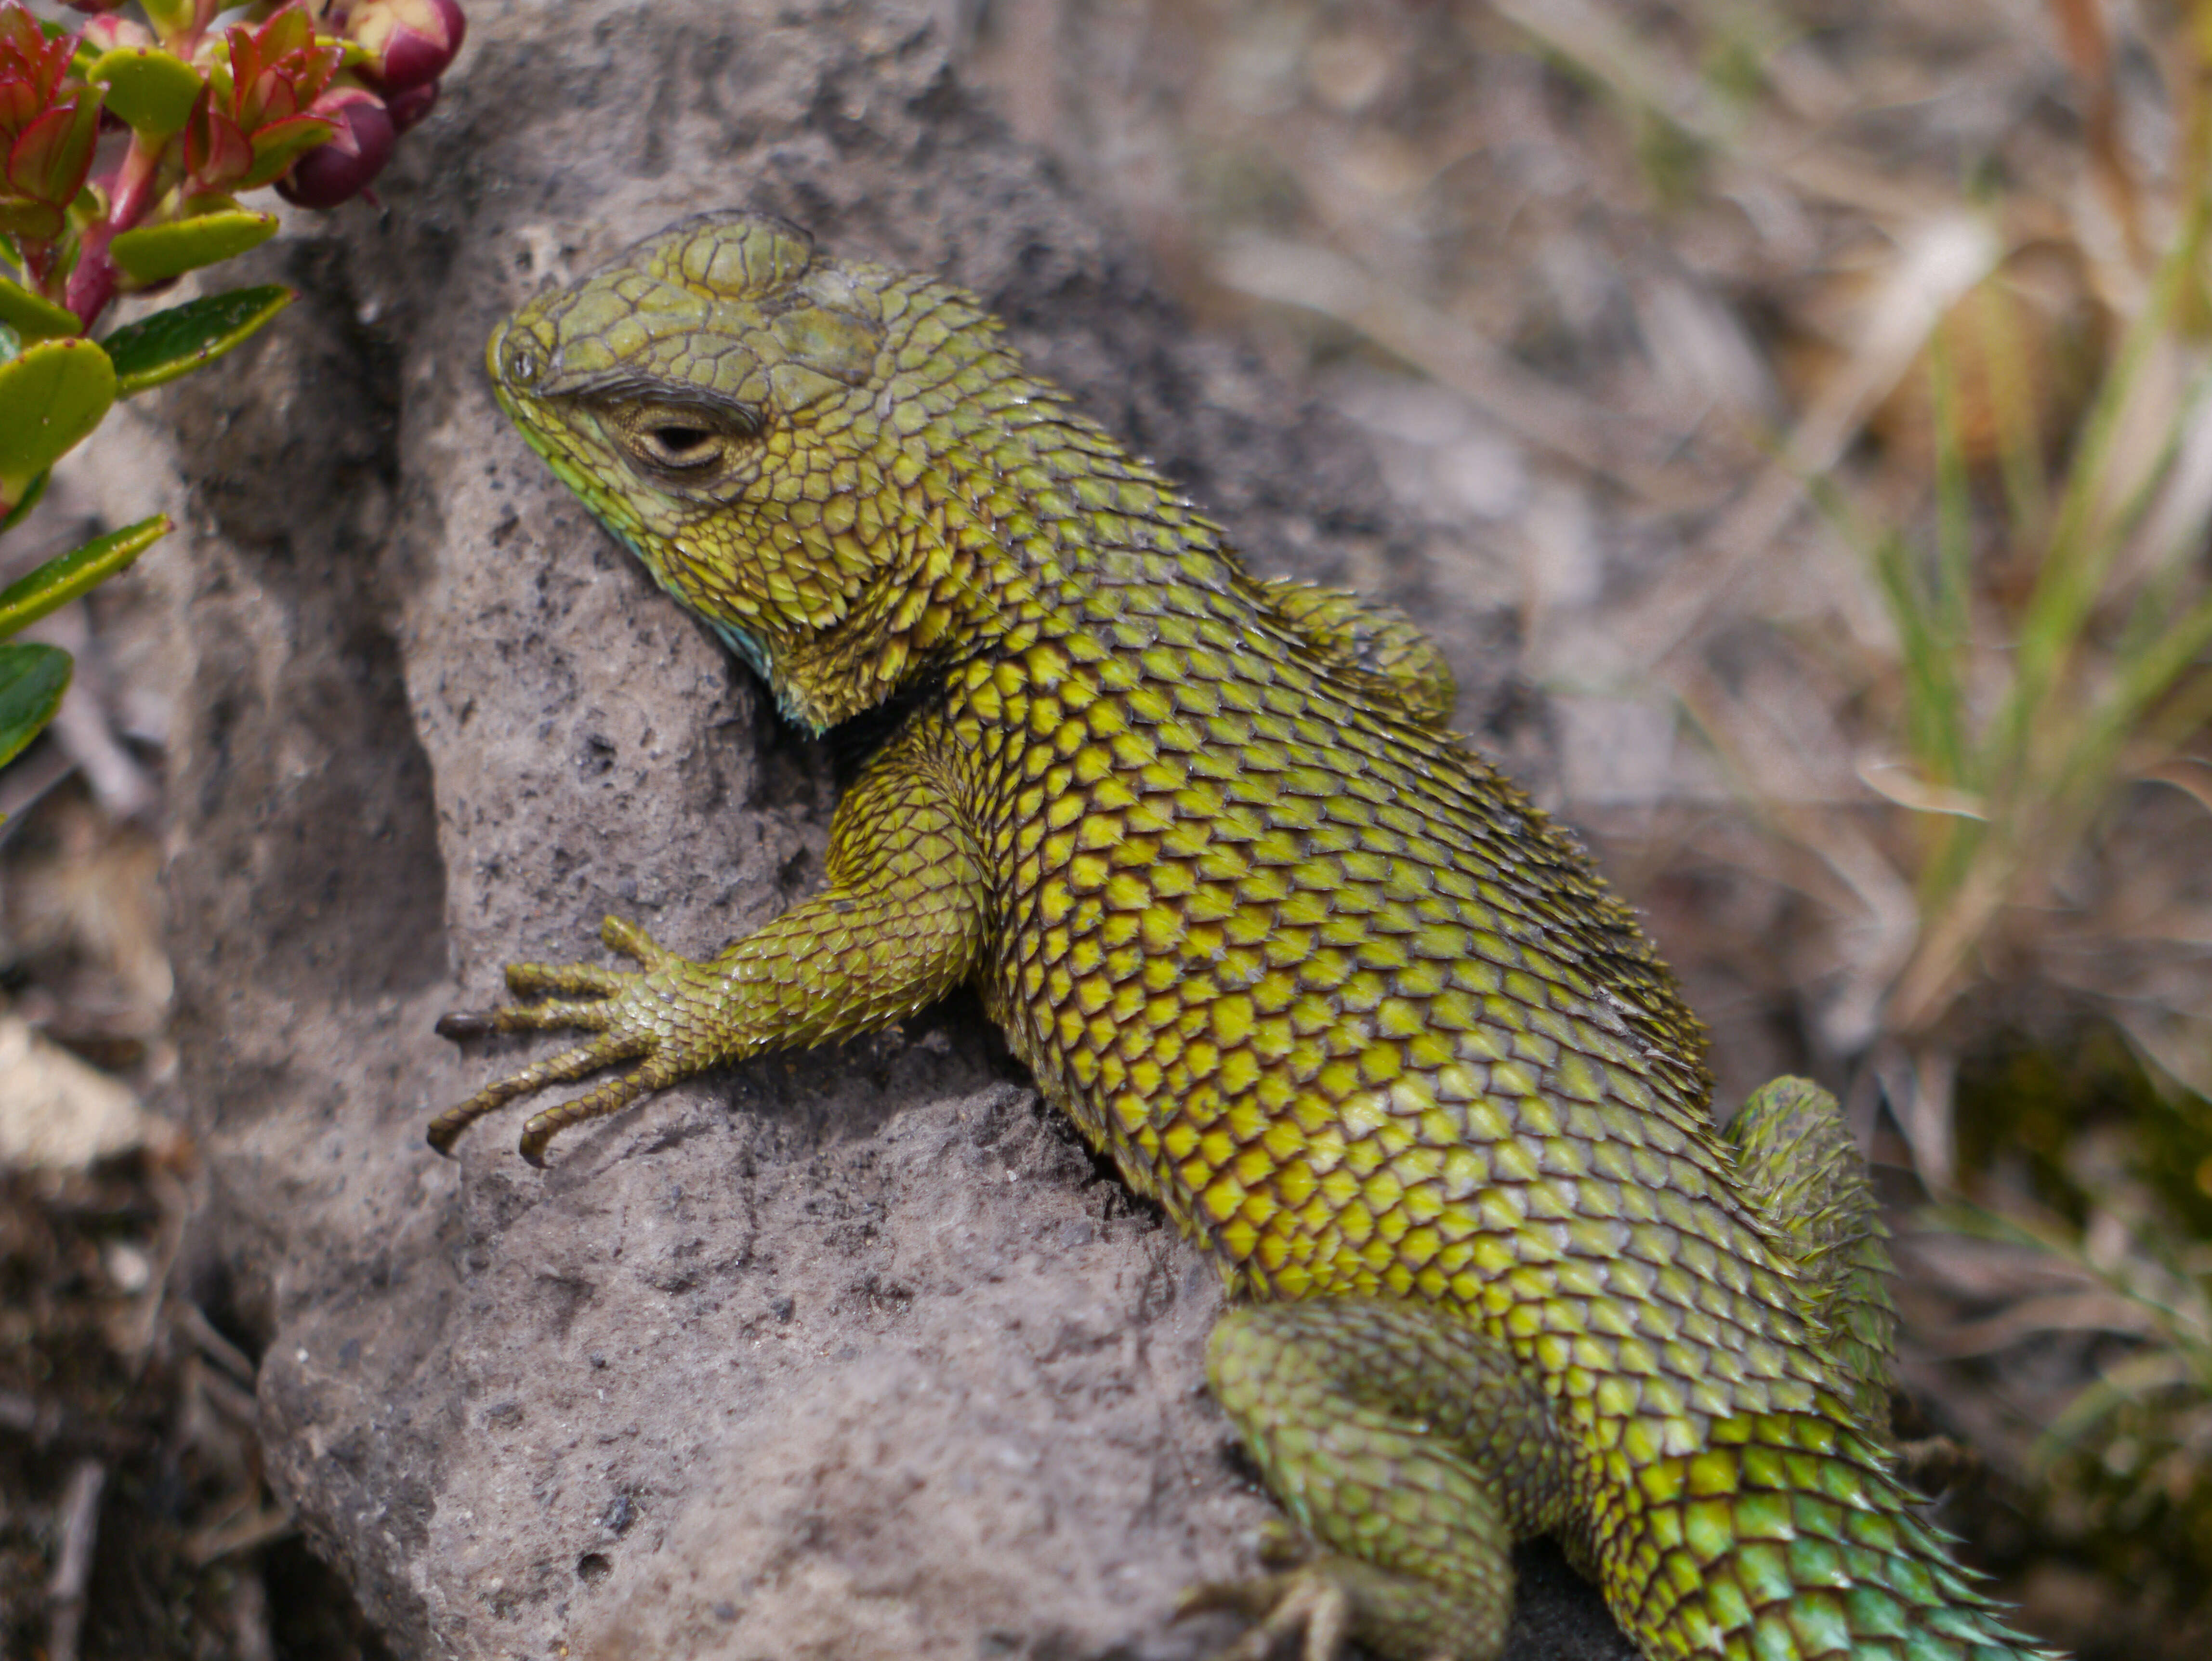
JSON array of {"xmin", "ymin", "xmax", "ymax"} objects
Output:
[{"xmin": 430, "ymin": 211, "xmax": 2057, "ymax": 1661}]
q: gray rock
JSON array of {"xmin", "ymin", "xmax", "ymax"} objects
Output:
[{"xmin": 152, "ymin": 0, "xmax": 1627, "ymax": 1655}]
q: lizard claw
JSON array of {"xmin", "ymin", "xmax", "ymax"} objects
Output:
[
  {"xmin": 433, "ymin": 1009, "xmax": 497, "ymax": 1041},
  {"xmin": 427, "ymin": 916, "xmax": 702, "ymax": 1163}
]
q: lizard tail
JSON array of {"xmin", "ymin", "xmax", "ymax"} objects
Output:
[{"xmin": 1612, "ymin": 1407, "xmax": 2057, "ymax": 1661}]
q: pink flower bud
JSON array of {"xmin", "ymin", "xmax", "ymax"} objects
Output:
[
  {"xmin": 276, "ymin": 85, "xmax": 392, "ymax": 208},
  {"xmin": 382, "ymin": 76, "xmax": 435, "ymax": 134},
  {"xmin": 352, "ymin": 0, "xmax": 463, "ymax": 95}
]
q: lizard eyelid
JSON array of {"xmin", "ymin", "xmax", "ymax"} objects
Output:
[{"xmin": 553, "ymin": 371, "xmax": 765, "ymax": 446}]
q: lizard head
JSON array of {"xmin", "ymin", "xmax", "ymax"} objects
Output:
[{"xmin": 487, "ymin": 209, "xmax": 1003, "ymax": 732}]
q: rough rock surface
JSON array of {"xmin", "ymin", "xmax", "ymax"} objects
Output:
[{"xmin": 144, "ymin": 0, "xmax": 1633, "ymax": 1655}]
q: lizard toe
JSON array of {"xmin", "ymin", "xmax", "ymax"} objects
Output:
[
  {"xmin": 505, "ymin": 957, "xmax": 633, "ymax": 999},
  {"xmin": 599, "ymin": 913, "xmax": 672, "ymax": 966},
  {"xmin": 518, "ymin": 1051, "xmax": 685, "ymax": 1166},
  {"xmin": 1178, "ymin": 1564, "xmax": 1354, "ymax": 1661},
  {"xmin": 426, "ymin": 1028, "xmax": 651, "ymax": 1156}
]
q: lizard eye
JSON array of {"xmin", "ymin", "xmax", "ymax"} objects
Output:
[
  {"xmin": 642, "ymin": 424, "xmax": 720, "ymax": 466},
  {"xmin": 621, "ymin": 404, "xmax": 760, "ymax": 476},
  {"xmin": 615, "ymin": 400, "xmax": 770, "ymax": 477}
]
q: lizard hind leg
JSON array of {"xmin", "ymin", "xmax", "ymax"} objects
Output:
[
  {"xmin": 1199, "ymin": 1299, "xmax": 1578, "ymax": 1661},
  {"xmin": 1256, "ymin": 579, "xmax": 1459, "ymax": 727},
  {"xmin": 1722, "ymin": 1075, "xmax": 1898, "ymax": 1429}
]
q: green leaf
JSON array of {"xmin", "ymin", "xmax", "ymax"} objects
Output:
[
  {"xmin": 0, "ymin": 276, "xmax": 80, "ymax": 342},
  {"xmin": 109, "ymin": 210, "xmax": 278, "ymax": 284},
  {"xmin": 0, "ymin": 337, "xmax": 116, "ymax": 505},
  {"xmin": 0, "ymin": 641, "xmax": 72, "ymax": 771},
  {"xmin": 90, "ymin": 46, "xmax": 206, "ymax": 138},
  {"xmin": 105, "ymin": 286, "xmax": 293, "ymax": 396},
  {"xmin": 0, "ymin": 470, "xmax": 48, "ymax": 534},
  {"xmin": 0, "ymin": 515, "xmax": 171, "ymax": 640}
]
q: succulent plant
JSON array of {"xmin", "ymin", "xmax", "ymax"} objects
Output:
[{"xmin": 0, "ymin": 0, "xmax": 467, "ymax": 793}]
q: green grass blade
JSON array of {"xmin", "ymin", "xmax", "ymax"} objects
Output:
[
  {"xmin": 1982, "ymin": 283, "xmax": 2054, "ymax": 542},
  {"xmin": 1980, "ymin": 212, "xmax": 2203, "ymax": 790},
  {"xmin": 1922, "ymin": 333, "xmax": 1974, "ymax": 787},
  {"xmin": 2057, "ymin": 590, "xmax": 2212, "ymax": 805}
]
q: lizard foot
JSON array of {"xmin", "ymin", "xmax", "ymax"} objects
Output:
[
  {"xmin": 1177, "ymin": 1563, "xmax": 1351, "ymax": 1661},
  {"xmin": 1176, "ymin": 1557, "xmax": 1458, "ymax": 1661},
  {"xmin": 429, "ymin": 916, "xmax": 704, "ymax": 1165}
]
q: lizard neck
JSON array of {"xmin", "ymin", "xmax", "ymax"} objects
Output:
[{"xmin": 882, "ymin": 368, "xmax": 1264, "ymax": 658}]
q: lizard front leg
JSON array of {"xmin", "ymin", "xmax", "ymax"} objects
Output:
[{"xmin": 429, "ymin": 723, "xmax": 983, "ymax": 1164}]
